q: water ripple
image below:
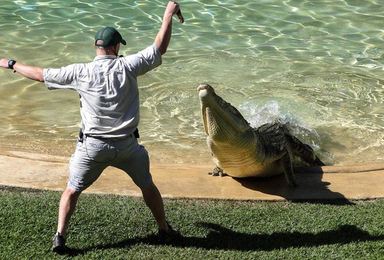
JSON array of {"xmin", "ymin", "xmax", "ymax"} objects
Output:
[{"xmin": 1, "ymin": 0, "xmax": 384, "ymax": 164}]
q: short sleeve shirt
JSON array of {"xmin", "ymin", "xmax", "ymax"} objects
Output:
[{"xmin": 43, "ymin": 44, "xmax": 162, "ymax": 138}]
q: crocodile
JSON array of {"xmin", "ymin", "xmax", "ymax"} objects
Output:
[{"xmin": 197, "ymin": 83, "xmax": 324, "ymax": 186}]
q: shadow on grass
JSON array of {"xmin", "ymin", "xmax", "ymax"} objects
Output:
[{"xmin": 63, "ymin": 223, "xmax": 384, "ymax": 256}]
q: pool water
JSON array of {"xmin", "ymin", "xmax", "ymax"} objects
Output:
[{"xmin": 0, "ymin": 0, "xmax": 384, "ymax": 165}]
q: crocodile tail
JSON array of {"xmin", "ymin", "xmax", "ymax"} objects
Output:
[{"xmin": 286, "ymin": 134, "xmax": 325, "ymax": 166}]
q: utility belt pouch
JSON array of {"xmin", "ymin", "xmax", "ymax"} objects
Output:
[
  {"xmin": 78, "ymin": 128, "xmax": 84, "ymax": 143},
  {"xmin": 134, "ymin": 128, "xmax": 140, "ymax": 138}
]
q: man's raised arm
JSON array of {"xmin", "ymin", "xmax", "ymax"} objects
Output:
[
  {"xmin": 154, "ymin": 1, "xmax": 184, "ymax": 55},
  {"xmin": 0, "ymin": 58, "xmax": 44, "ymax": 82}
]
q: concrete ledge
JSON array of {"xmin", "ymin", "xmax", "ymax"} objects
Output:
[{"xmin": 1, "ymin": 151, "xmax": 384, "ymax": 201}]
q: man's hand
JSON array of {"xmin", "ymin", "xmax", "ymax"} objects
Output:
[
  {"xmin": 0, "ymin": 58, "xmax": 9, "ymax": 69},
  {"xmin": 0, "ymin": 58, "xmax": 44, "ymax": 82},
  {"xmin": 165, "ymin": 1, "xmax": 184, "ymax": 23},
  {"xmin": 155, "ymin": 1, "xmax": 184, "ymax": 55}
]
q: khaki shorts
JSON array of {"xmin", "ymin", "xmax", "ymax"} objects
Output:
[{"xmin": 68, "ymin": 135, "xmax": 152, "ymax": 192}]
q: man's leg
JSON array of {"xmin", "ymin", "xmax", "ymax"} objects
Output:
[
  {"xmin": 141, "ymin": 182, "xmax": 168, "ymax": 231},
  {"xmin": 52, "ymin": 137, "xmax": 109, "ymax": 253},
  {"xmin": 59, "ymin": 137, "xmax": 108, "ymax": 236},
  {"xmin": 114, "ymin": 139, "xmax": 180, "ymax": 239},
  {"xmin": 57, "ymin": 187, "xmax": 81, "ymax": 237},
  {"xmin": 141, "ymin": 181, "xmax": 181, "ymax": 242},
  {"xmin": 52, "ymin": 187, "xmax": 81, "ymax": 253}
]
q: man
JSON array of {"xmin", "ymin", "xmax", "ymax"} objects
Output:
[{"xmin": 0, "ymin": 1, "xmax": 184, "ymax": 254}]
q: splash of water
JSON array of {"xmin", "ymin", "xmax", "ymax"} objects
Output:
[{"xmin": 239, "ymin": 100, "xmax": 322, "ymax": 149}]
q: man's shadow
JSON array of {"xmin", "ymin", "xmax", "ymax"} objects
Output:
[
  {"xmin": 63, "ymin": 222, "xmax": 384, "ymax": 256},
  {"xmin": 233, "ymin": 166, "xmax": 352, "ymax": 205}
]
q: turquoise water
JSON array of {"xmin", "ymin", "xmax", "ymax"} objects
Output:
[{"xmin": 0, "ymin": 0, "xmax": 384, "ymax": 165}]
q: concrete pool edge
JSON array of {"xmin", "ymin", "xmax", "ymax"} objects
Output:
[{"xmin": 1, "ymin": 151, "xmax": 384, "ymax": 201}]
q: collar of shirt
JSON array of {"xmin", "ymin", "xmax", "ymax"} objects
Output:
[{"xmin": 93, "ymin": 55, "xmax": 118, "ymax": 61}]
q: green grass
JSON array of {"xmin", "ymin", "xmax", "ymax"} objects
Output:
[{"xmin": 0, "ymin": 186, "xmax": 383, "ymax": 259}]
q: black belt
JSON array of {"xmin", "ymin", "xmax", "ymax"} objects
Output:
[
  {"xmin": 78, "ymin": 128, "xmax": 139, "ymax": 142},
  {"xmin": 85, "ymin": 133, "xmax": 134, "ymax": 140}
]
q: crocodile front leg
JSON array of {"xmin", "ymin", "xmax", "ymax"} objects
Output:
[{"xmin": 209, "ymin": 167, "xmax": 227, "ymax": 177}]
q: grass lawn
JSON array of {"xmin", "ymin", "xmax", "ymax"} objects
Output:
[{"xmin": 0, "ymin": 185, "xmax": 383, "ymax": 259}]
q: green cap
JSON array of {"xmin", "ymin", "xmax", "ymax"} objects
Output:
[{"xmin": 95, "ymin": 27, "xmax": 126, "ymax": 47}]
